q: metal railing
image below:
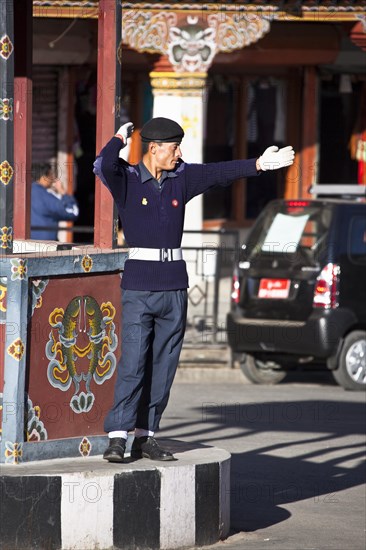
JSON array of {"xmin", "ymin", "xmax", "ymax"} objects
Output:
[{"xmin": 181, "ymin": 229, "xmax": 239, "ymax": 345}]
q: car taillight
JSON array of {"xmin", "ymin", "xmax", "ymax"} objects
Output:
[
  {"xmin": 313, "ymin": 263, "xmax": 340, "ymax": 309},
  {"xmin": 286, "ymin": 200, "xmax": 310, "ymax": 207},
  {"xmin": 231, "ymin": 270, "xmax": 240, "ymax": 304}
]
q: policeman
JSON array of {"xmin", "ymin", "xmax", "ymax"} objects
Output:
[{"xmin": 94, "ymin": 117, "xmax": 294, "ymax": 462}]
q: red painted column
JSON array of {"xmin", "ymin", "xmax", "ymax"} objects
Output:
[
  {"xmin": 13, "ymin": 0, "xmax": 32, "ymax": 240},
  {"xmin": 301, "ymin": 66, "xmax": 319, "ymax": 198},
  {"xmin": 94, "ymin": 0, "xmax": 121, "ymax": 248}
]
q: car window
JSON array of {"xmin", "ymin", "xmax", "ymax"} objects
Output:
[
  {"xmin": 261, "ymin": 212, "xmax": 310, "ymax": 253},
  {"xmin": 245, "ymin": 201, "xmax": 333, "ymax": 262},
  {"xmin": 348, "ymin": 216, "xmax": 366, "ymax": 265}
]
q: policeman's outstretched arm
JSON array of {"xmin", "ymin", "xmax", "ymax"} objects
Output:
[{"xmin": 256, "ymin": 145, "xmax": 295, "ymax": 171}]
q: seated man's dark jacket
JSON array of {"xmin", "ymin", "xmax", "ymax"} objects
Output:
[{"xmin": 31, "ymin": 182, "xmax": 79, "ymax": 240}]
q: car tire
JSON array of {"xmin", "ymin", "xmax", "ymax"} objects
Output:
[
  {"xmin": 240, "ymin": 354, "xmax": 287, "ymax": 385},
  {"xmin": 332, "ymin": 330, "xmax": 366, "ymax": 391}
]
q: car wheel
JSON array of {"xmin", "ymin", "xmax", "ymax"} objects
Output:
[
  {"xmin": 240, "ymin": 354, "xmax": 287, "ymax": 385},
  {"xmin": 332, "ymin": 331, "xmax": 366, "ymax": 391}
]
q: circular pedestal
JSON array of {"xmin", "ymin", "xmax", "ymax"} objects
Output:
[{"xmin": 0, "ymin": 439, "xmax": 230, "ymax": 550}]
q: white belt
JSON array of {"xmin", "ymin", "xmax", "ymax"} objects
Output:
[{"xmin": 129, "ymin": 247, "xmax": 183, "ymax": 262}]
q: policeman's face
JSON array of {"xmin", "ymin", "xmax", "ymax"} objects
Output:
[{"xmin": 153, "ymin": 142, "xmax": 182, "ymax": 170}]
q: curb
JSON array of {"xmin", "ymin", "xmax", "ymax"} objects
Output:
[{"xmin": 0, "ymin": 441, "xmax": 230, "ymax": 550}]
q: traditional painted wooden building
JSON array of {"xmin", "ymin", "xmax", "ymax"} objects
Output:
[
  {"xmin": 29, "ymin": 0, "xmax": 366, "ymax": 234},
  {"xmin": 0, "ymin": 1, "xmax": 365, "ymax": 465}
]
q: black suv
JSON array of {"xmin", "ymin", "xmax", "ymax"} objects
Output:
[{"xmin": 227, "ymin": 185, "xmax": 366, "ymax": 391}]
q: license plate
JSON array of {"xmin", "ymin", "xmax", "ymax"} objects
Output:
[{"xmin": 258, "ymin": 278, "xmax": 290, "ymax": 299}]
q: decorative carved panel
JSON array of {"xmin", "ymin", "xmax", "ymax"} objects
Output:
[{"xmin": 122, "ymin": 10, "xmax": 271, "ymax": 72}]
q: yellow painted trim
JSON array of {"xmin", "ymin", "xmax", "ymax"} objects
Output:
[
  {"xmin": 33, "ymin": 7, "xmax": 98, "ymax": 18},
  {"xmin": 122, "ymin": 4, "xmax": 366, "ymax": 23},
  {"xmin": 33, "ymin": 4, "xmax": 366, "ymax": 21},
  {"xmin": 278, "ymin": 13, "xmax": 366, "ymax": 22},
  {"xmin": 149, "ymin": 71, "xmax": 208, "ymax": 78}
]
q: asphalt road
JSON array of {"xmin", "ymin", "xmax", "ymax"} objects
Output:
[{"xmin": 160, "ymin": 370, "xmax": 366, "ymax": 550}]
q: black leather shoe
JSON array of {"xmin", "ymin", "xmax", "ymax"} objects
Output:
[
  {"xmin": 103, "ymin": 437, "xmax": 126, "ymax": 462},
  {"xmin": 131, "ymin": 436, "xmax": 175, "ymax": 461}
]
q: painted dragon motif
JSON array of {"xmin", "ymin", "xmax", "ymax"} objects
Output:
[{"xmin": 46, "ymin": 296, "xmax": 117, "ymax": 413}]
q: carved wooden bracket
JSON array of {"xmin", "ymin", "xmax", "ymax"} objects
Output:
[{"xmin": 121, "ymin": 10, "xmax": 271, "ymax": 73}]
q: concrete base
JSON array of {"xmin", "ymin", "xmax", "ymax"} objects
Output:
[{"xmin": 0, "ymin": 439, "xmax": 230, "ymax": 550}]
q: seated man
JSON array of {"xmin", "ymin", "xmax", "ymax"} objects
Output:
[{"xmin": 31, "ymin": 162, "xmax": 79, "ymax": 241}]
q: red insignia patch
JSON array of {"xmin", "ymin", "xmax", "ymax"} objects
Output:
[{"xmin": 172, "ymin": 199, "xmax": 179, "ymax": 207}]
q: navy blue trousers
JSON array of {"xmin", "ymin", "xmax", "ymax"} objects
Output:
[{"xmin": 104, "ymin": 289, "xmax": 188, "ymax": 433}]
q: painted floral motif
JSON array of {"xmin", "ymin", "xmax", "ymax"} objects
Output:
[
  {"xmin": 71, "ymin": 391, "xmax": 95, "ymax": 413},
  {"xmin": 5, "ymin": 441, "xmax": 23, "ymax": 464},
  {"xmin": 0, "ymin": 226, "xmax": 12, "ymax": 249},
  {"xmin": 0, "ymin": 35, "xmax": 14, "ymax": 60},
  {"xmin": 0, "ymin": 277, "xmax": 7, "ymax": 314},
  {"xmin": 26, "ymin": 397, "xmax": 48, "ymax": 441},
  {"xmin": 7, "ymin": 338, "xmax": 25, "ymax": 361},
  {"xmin": 0, "ymin": 98, "xmax": 13, "ymax": 121},
  {"xmin": 79, "ymin": 436, "xmax": 91, "ymax": 457},
  {"xmin": 81, "ymin": 255, "xmax": 93, "ymax": 272},
  {"xmin": 31, "ymin": 279, "xmax": 49, "ymax": 315},
  {"xmin": 10, "ymin": 258, "xmax": 28, "ymax": 281},
  {"xmin": 46, "ymin": 296, "xmax": 118, "ymax": 414},
  {"xmin": 0, "ymin": 160, "xmax": 14, "ymax": 186}
]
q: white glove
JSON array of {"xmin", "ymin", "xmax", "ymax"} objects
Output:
[
  {"xmin": 258, "ymin": 145, "xmax": 295, "ymax": 171},
  {"xmin": 115, "ymin": 122, "xmax": 134, "ymax": 146}
]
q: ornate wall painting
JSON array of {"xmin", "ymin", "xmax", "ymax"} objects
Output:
[{"xmin": 26, "ymin": 273, "xmax": 122, "ymax": 440}]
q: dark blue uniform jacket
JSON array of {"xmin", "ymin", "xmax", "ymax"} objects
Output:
[{"xmin": 94, "ymin": 137, "xmax": 259, "ymax": 291}]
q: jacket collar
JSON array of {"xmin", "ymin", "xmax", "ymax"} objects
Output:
[{"xmin": 138, "ymin": 161, "xmax": 178, "ymax": 184}]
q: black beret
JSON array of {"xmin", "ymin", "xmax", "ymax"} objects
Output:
[{"xmin": 140, "ymin": 117, "xmax": 184, "ymax": 143}]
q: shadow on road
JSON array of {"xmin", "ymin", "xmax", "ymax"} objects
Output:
[{"xmin": 162, "ymin": 398, "xmax": 366, "ymax": 533}]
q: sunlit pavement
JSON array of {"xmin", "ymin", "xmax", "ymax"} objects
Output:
[{"xmin": 162, "ymin": 372, "xmax": 366, "ymax": 550}]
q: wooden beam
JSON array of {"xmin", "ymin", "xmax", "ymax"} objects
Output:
[
  {"xmin": 213, "ymin": 23, "xmax": 340, "ymax": 70},
  {"xmin": 32, "ymin": 3, "xmax": 365, "ymax": 24},
  {"xmin": 232, "ymin": 76, "xmax": 248, "ymax": 224},
  {"xmin": 94, "ymin": 0, "xmax": 121, "ymax": 248},
  {"xmin": 215, "ymin": 49, "xmax": 339, "ymax": 67},
  {"xmin": 57, "ymin": 67, "xmax": 75, "ymax": 243},
  {"xmin": 285, "ymin": 69, "xmax": 302, "ymax": 199},
  {"xmin": 300, "ymin": 67, "xmax": 319, "ymax": 198},
  {"xmin": 33, "ymin": 7, "xmax": 98, "ymax": 19}
]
